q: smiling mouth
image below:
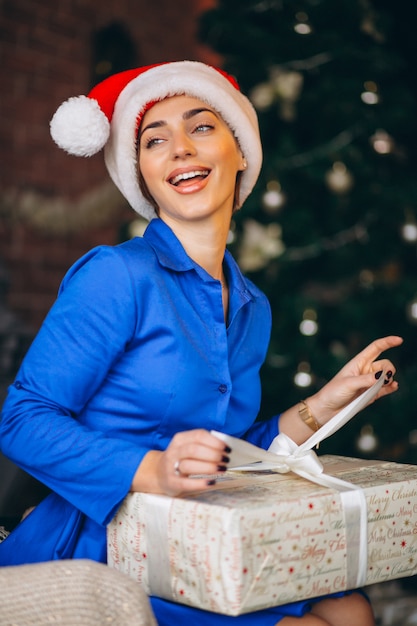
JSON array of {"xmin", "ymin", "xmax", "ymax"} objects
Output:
[{"xmin": 169, "ymin": 169, "xmax": 210, "ymax": 186}]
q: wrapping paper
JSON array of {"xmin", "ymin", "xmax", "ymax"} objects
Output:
[{"xmin": 107, "ymin": 455, "xmax": 417, "ymax": 615}]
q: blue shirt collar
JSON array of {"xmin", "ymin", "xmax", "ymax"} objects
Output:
[{"xmin": 143, "ymin": 218, "xmax": 256, "ymax": 303}]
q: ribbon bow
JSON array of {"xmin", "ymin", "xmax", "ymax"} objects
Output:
[{"xmin": 267, "ymin": 432, "xmax": 324, "ymax": 477}]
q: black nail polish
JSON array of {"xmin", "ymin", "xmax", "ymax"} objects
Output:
[
  {"xmin": 221, "ymin": 455, "xmax": 230, "ymax": 464},
  {"xmin": 207, "ymin": 479, "xmax": 216, "ymax": 486},
  {"xmin": 224, "ymin": 446, "xmax": 232, "ymax": 454},
  {"xmin": 385, "ymin": 370, "xmax": 393, "ymax": 379},
  {"xmin": 375, "ymin": 371, "xmax": 383, "ymax": 380},
  {"xmin": 384, "ymin": 377, "xmax": 391, "ymax": 385},
  {"xmin": 217, "ymin": 464, "xmax": 227, "ymax": 472}
]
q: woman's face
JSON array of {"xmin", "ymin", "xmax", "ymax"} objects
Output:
[{"xmin": 137, "ymin": 95, "xmax": 245, "ymax": 226}]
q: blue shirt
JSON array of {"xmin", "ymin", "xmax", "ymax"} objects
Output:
[{"xmin": 0, "ymin": 219, "xmax": 276, "ymax": 555}]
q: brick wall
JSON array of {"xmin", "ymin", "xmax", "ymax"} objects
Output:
[{"xmin": 0, "ymin": 0, "xmax": 220, "ymax": 330}]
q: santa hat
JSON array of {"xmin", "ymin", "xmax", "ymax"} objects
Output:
[{"xmin": 50, "ymin": 61, "xmax": 263, "ymax": 221}]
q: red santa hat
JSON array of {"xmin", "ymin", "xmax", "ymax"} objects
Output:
[{"xmin": 50, "ymin": 61, "xmax": 262, "ymax": 221}]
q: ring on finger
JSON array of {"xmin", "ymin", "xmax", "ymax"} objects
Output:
[{"xmin": 174, "ymin": 460, "xmax": 182, "ymax": 477}]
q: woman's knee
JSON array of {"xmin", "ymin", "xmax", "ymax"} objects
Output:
[{"xmin": 311, "ymin": 592, "xmax": 375, "ymax": 626}]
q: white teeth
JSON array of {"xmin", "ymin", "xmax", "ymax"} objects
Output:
[{"xmin": 170, "ymin": 170, "xmax": 209, "ymax": 185}]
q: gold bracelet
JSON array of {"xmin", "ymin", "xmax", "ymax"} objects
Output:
[{"xmin": 298, "ymin": 400, "xmax": 322, "ymax": 432}]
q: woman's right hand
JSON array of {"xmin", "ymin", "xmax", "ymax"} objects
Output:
[{"xmin": 130, "ymin": 429, "xmax": 232, "ymax": 496}]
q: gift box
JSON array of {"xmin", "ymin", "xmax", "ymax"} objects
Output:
[{"xmin": 107, "ymin": 455, "xmax": 417, "ymax": 616}]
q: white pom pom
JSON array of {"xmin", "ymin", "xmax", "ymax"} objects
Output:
[{"xmin": 50, "ymin": 95, "xmax": 110, "ymax": 157}]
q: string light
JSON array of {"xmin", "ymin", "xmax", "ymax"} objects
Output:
[
  {"xmin": 361, "ymin": 80, "xmax": 379, "ymax": 105},
  {"xmin": 370, "ymin": 129, "xmax": 394, "ymax": 154},
  {"xmin": 294, "ymin": 362, "xmax": 313, "ymax": 388},
  {"xmin": 406, "ymin": 298, "xmax": 417, "ymax": 324},
  {"xmin": 294, "ymin": 12, "xmax": 312, "ymax": 35},
  {"xmin": 401, "ymin": 212, "xmax": 417, "ymax": 243},
  {"xmin": 299, "ymin": 308, "xmax": 318, "ymax": 336},
  {"xmin": 402, "ymin": 222, "xmax": 417, "ymax": 242},
  {"xmin": 262, "ymin": 180, "xmax": 286, "ymax": 213},
  {"xmin": 356, "ymin": 424, "xmax": 379, "ymax": 454}
]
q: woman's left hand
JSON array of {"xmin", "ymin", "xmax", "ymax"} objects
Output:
[
  {"xmin": 306, "ymin": 335, "xmax": 403, "ymax": 425},
  {"xmin": 278, "ymin": 335, "xmax": 403, "ymax": 444}
]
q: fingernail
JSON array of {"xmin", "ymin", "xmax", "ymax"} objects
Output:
[
  {"xmin": 385, "ymin": 370, "xmax": 393, "ymax": 379},
  {"xmin": 384, "ymin": 377, "xmax": 392, "ymax": 385},
  {"xmin": 217, "ymin": 464, "xmax": 227, "ymax": 472},
  {"xmin": 224, "ymin": 446, "xmax": 232, "ymax": 453},
  {"xmin": 206, "ymin": 479, "xmax": 216, "ymax": 486},
  {"xmin": 221, "ymin": 455, "xmax": 230, "ymax": 464},
  {"xmin": 375, "ymin": 371, "xmax": 383, "ymax": 380}
]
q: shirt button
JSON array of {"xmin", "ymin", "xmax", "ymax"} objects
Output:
[
  {"xmin": 218, "ymin": 384, "xmax": 228, "ymax": 394},
  {"xmin": 14, "ymin": 381, "xmax": 22, "ymax": 389}
]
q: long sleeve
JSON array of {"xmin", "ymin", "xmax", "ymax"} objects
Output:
[
  {"xmin": 0, "ymin": 246, "xmax": 147, "ymax": 526},
  {"xmin": 243, "ymin": 414, "xmax": 280, "ymax": 449}
]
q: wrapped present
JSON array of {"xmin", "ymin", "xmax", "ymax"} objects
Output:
[
  {"xmin": 107, "ymin": 454, "xmax": 417, "ymax": 615},
  {"xmin": 108, "ymin": 376, "xmax": 417, "ymax": 615}
]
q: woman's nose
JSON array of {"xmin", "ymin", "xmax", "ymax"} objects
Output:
[{"xmin": 171, "ymin": 131, "xmax": 196, "ymax": 159}]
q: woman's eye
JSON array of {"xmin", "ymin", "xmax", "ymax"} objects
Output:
[
  {"xmin": 144, "ymin": 136, "xmax": 164, "ymax": 149},
  {"xmin": 194, "ymin": 123, "xmax": 214, "ymax": 133}
]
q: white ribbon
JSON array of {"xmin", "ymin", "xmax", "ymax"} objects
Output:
[
  {"xmin": 212, "ymin": 374, "xmax": 386, "ymax": 588},
  {"xmin": 142, "ymin": 494, "xmax": 173, "ymax": 598}
]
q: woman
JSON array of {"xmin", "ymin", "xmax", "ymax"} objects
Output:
[{"xmin": 0, "ymin": 61, "xmax": 402, "ymax": 625}]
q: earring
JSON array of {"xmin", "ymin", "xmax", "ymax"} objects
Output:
[{"xmin": 242, "ymin": 159, "xmax": 247, "ymax": 169}]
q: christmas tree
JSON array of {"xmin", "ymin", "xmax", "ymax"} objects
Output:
[{"xmin": 198, "ymin": 0, "xmax": 417, "ymax": 461}]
